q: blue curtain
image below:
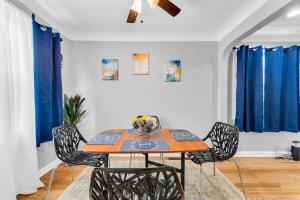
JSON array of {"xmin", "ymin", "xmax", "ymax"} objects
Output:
[
  {"xmin": 264, "ymin": 47, "xmax": 284, "ymax": 131},
  {"xmin": 264, "ymin": 46, "xmax": 299, "ymax": 132},
  {"xmin": 52, "ymin": 33, "xmax": 63, "ymax": 130},
  {"xmin": 33, "ymin": 16, "xmax": 63, "ymax": 146},
  {"xmin": 236, "ymin": 45, "xmax": 300, "ymax": 133},
  {"xmin": 235, "ymin": 45, "xmax": 264, "ymax": 132}
]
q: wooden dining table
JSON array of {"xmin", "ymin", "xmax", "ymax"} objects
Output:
[{"xmin": 83, "ymin": 128, "xmax": 208, "ymax": 189}]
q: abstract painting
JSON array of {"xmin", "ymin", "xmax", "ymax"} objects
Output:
[
  {"xmin": 133, "ymin": 53, "xmax": 149, "ymax": 75},
  {"xmin": 164, "ymin": 60, "xmax": 181, "ymax": 82},
  {"xmin": 102, "ymin": 59, "xmax": 119, "ymax": 80}
]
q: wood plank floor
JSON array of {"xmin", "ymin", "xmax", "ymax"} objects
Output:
[
  {"xmin": 17, "ymin": 157, "xmax": 300, "ymax": 200},
  {"xmin": 217, "ymin": 157, "xmax": 300, "ymax": 200}
]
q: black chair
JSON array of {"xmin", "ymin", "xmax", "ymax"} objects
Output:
[
  {"xmin": 186, "ymin": 122, "xmax": 247, "ymax": 200},
  {"xmin": 45, "ymin": 124, "xmax": 106, "ymax": 200},
  {"xmin": 130, "ymin": 115, "xmax": 163, "ymax": 167},
  {"xmin": 89, "ymin": 166, "xmax": 184, "ymax": 200}
]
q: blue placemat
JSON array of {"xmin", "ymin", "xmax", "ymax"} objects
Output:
[
  {"xmin": 88, "ymin": 131, "xmax": 122, "ymax": 144},
  {"xmin": 127, "ymin": 129, "xmax": 161, "ymax": 134},
  {"xmin": 169, "ymin": 129, "xmax": 200, "ymax": 141},
  {"xmin": 120, "ymin": 140, "xmax": 169, "ymax": 151}
]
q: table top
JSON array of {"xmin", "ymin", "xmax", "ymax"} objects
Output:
[{"xmin": 83, "ymin": 128, "xmax": 208, "ymax": 154}]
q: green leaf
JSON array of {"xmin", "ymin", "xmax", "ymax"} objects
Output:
[{"xmin": 63, "ymin": 93, "xmax": 87, "ymax": 124}]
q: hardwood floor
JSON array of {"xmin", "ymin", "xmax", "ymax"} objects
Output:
[
  {"xmin": 217, "ymin": 157, "xmax": 300, "ymax": 200},
  {"xmin": 17, "ymin": 165, "xmax": 86, "ymax": 200},
  {"xmin": 17, "ymin": 157, "xmax": 300, "ymax": 200}
]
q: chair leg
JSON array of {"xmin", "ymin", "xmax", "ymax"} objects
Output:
[
  {"xmin": 213, "ymin": 161, "xmax": 216, "ymax": 176},
  {"xmin": 44, "ymin": 164, "xmax": 60, "ymax": 200},
  {"xmin": 199, "ymin": 164, "xmax": 203, "ymax": 200},
  {"xmin": 231, "ymin": 159, "xmax": 248, "ymax": 200},
  {"xmin": 129, "ymin": 153, "xmax": 133, "ymax": 167},
  {"xmin": 160, "ymin": 153, "xmax": 164, "ymax": 164}
]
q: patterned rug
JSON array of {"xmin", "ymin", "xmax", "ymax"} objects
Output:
[{"xmin": 58, "ymin": 160, "xmax": 245, "ymax": 200}]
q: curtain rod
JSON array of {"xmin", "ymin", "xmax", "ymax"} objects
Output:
[
  {"xmin": 33, "ymin": 14, "xmax": 63, "ymax": 42},
  {"xmin": 233, "ymin": 46, "xmax": 266, "ymax": 50},
  {"xmin": 233, "ymin": 45, "xmax": 298, "ymax": 50}
]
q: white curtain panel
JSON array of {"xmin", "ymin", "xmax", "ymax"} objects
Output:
[
  {"xmin": 0, "ymin": 0, "xmax": 43, "ymax": 198},
  {"xmin": 228, "ymin": 49, "xmax": 237, "ymax": 125}
]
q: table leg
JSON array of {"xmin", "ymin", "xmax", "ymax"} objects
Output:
[
  {"xmin": 181, "ymin": 152, "xmax": 185, "ymax": 190},
  {"xmin": 104, "ymin": 154, "xmax": 109, "ymax": 167},
  {"xmin": 145, "ymin": 153, "xmax": 149, "ymax": 168}
]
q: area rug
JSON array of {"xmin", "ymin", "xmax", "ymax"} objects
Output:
[{"xmin": 58, "ymin": 160, "xmax": 244, "ymax": 200}]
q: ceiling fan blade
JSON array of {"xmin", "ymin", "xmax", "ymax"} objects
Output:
[
  {"xmin": 127, "ymin": 9, "xmax": 138, "ymax": 23},
  {"xmin": 157, "ymin": 0, "xmax": 181, "ymax": 17},
  {"xmin": 147, "ymin": 0, "xmax": 159, "ymax": 9}
]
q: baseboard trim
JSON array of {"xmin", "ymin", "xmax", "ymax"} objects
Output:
[
  {"xmin": 236, "ymin": 151, "xmax": 288, "ymax": 157},
  {"xmin": 38, "ymin": 159, "xmax": 61, "ymax": 178}
]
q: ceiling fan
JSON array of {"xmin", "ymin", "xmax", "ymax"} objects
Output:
[{"xmin": 127, "ymin": 0, "xmax": 181, "ymax": 23}]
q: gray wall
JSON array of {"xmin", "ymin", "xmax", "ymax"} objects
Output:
[
  {"xmin": 37, "ymin": 41, "xmax": 219, "ymax": 169},
  {"xmin": 68, "ymin": 41, "xmax": 218, "ymax": 141},
  {"xmin": 37, "ymin": 39, "xmax": 300, "ymax": 169}
]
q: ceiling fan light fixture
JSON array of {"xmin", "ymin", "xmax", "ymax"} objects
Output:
[
  {"xmin": 127, "ymin": 0, "xmax": 180, "ymax": 23},
  {"xmin": 131, "ymin": 0, "xmax": 142, "ymax": 13},
  {"xmin": 287, "ymin": 8, "xmax": 300, "ymax": 18},
  {"xmin": 147, "ymin": 0, "xmax": 159, "ymax": 9}
]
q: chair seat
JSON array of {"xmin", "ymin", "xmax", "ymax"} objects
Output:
[
  {"xmin": 64, "ymin": 151, "xmax": 105, "ymax": 167},
  {"xmin": 187, "ymin": 149, "xmax": 215, "ymax": 165}
]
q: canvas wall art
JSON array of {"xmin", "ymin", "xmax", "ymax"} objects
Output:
[
  {"xmin": 102, "ymin": 59, "xmax": 119, "ymax": 80},
  {"xmin": 164, "ymin": 60, "xmax": 181, "ymax": 82},
  {"xmin": 133, "ymin": 53, "xmax": 149, "ymax": 75}
]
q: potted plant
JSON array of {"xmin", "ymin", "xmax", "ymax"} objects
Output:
[{"xmin": 63, "ymin": 94, "xmax": 86, "ymax": 125}]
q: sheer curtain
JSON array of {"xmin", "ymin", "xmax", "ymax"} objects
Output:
[{"xmin": 0, "ymin": 0, "xmax": 43, "ymax": 198}]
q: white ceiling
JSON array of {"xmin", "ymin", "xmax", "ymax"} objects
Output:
[
  {"xmin": 245, "ymin": 3, "xmax": 300, "ymax": 42},
  {"xmin": 16, "ymin": 0, "xmax": 269, "ymax": 41}
]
